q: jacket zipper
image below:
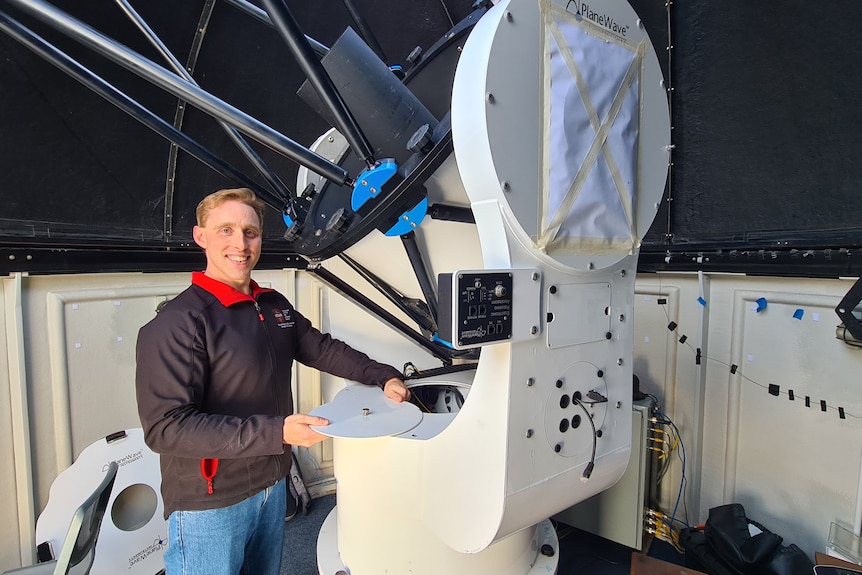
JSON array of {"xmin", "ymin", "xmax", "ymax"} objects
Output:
[{"xmin": 254, "ymin": 297, "xmax": 283, "ymax": 479}]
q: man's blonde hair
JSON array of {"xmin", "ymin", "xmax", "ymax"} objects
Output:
[{"xmin": 196, "ymin": 187, "xmax": 265, "ymax": 229}]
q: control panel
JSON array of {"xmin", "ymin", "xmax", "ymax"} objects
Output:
[{"xmin": 438, "ymin": 271, "xmax": 514, "ymax": 348}]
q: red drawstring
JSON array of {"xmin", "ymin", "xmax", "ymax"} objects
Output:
[{"xmin": 201, "ymin": 458, "xmax": 218, "ymax": 494}]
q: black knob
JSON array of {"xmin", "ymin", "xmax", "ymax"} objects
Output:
[
  {"xmin": 407, "ymin": 123, "xmax": 434, "ymax": 154},
  {"xmin": 406, "ymin": 45, "xmax": 423, "ymax": 64},
  {"xmin": 282, "ymin": 222, "xmax": 301, "ymax": 242},
  {"xmin": 325, "ymin": 207, "xmax": 351, "ymax": 233}
]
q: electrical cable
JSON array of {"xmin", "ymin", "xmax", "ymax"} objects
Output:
[
  {"xmin": 654, "ymin": 410, "xmax": 689, "ymax": 529},
  {"xmin": 572, "ymin": 397, "xmax": 597, "ymax": 481},
  {"xmin": 654, "ymin": 274, "xmax": 860, "ymax": 419}
]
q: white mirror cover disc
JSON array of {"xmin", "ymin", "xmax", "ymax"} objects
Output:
[{"xmin": 309, "ymin": 384, "xmax": 422, "ymax": 439}]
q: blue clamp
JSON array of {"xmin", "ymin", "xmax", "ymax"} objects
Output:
[
  {"xmin": 351, "ymin": 159, "xmax": 398, "ymax": 212},
  {"xmin": 385, "ymin": 197, "xmax": 428, "ymax": 236},
  {"xmin": 282, "ymin": 211, "xmax": 294, "ymax": 227},
  {"xmin": 432, "ymin": 332, "xmax": 455, "ymax": 349}
]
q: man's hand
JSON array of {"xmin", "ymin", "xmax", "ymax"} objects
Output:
[
  {"xmin": 283, "ymin": 413, "xmax": 329, "ymax": 447},
  {"xmin": 383, "ymin": 377, "xmax": 411, "ymax": 403}
]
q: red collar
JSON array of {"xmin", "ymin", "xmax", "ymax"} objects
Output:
[{"xmin": 192, "ymin": 271, "xmax": 272, "ymax": 307}]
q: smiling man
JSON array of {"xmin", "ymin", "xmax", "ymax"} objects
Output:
[
  {"xmin": 135, "ymin": 187, "xmax": 410, "ymax": 575},
  {"xmin": 192, "ymin": 191, "xmax": 263, "ymax": 293}
]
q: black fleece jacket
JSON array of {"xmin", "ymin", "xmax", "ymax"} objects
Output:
[{"xmin": 135, "ymin": 272, "xmax": 401, "ymax": 518}]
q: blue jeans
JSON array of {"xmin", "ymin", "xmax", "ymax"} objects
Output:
[{"xmin": 164, "ymin": 478, "xmax": 286, "ymax": 575}]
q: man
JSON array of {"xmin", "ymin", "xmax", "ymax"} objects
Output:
[{"xmin": 135, "ymin": 187, "xmax": 410, "ymax": 575}]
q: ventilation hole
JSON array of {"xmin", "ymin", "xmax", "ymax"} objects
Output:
[{"xmin": 111, "ymin": 483, "xmax": 157, "ymax": 532}]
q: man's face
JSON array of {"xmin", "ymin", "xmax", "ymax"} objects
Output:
[{"xmin": 193, "ymin": 200, "xmax": 262, "ymax": 293}]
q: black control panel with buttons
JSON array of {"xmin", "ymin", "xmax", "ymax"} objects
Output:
[{"xmin": 438, "ymin": 271, "xmax": 513, "ymax": 348}]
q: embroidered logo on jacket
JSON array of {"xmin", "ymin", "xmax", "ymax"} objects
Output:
[{"xmin": 272, "ymin": 308, "xmax": 294, "ymax": 328}]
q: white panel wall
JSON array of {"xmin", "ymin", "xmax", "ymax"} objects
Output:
[
  {"xmin": 636, "ymin": 272, "xmax": 862, "ymax": 558},
  {"xmin": 1, "ymin": 268, "xmax": 861, "ymax": 569}
]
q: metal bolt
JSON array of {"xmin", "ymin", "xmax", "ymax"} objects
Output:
[
  {"xmin": 530, "ymin": 326, "xmax": 538, "ymax": 335},
  {"xmin": 619, "ymin": 314, "xmax": 625, "ymax": 322},
  {"xmin": 616, "ymin": 401, "xmax": 622, "ymax": 408},
  {"xmin": 532, "ymin": 272, "xmax": 539, "ymax": 281},
  {"xmin": 362, "ymin": 407, "xmax": 370, "ymax": 416},
  {"xmin": 617, "ymin": 358, "xmax": 624, "ymax": 366},
  {"xmin": 501, "ymin": 180, "xmax": 510, "ymax": 191},
  {"xmin": 588, "ymin": 262, "xmax": 594, "ymax": 270},
  {"xmin": 505, "ymin": 10, "xmax": 513, "ymax": 21},
  {"xmin": 620, "ymin": 269, "xmax": 627, "ymax": 277},
  {"xmin": 527, "ymin": 377, "xmax": 535, "ymax": 387},
  {"xmin": 486, "ymin": 92, "xmax": 495, "ymax": 103},
  {"xmin": 526, "ymin": 429, "xmax": 533, "ymax": 438}
]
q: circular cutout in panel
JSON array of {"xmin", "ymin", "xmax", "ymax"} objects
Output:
[
  {"xmin": 544, "ymin": 362, "xmax": 608, "ymax": 457},
  {"xmin": 111, "ymin": 483, "xmax": 158, "ymax": 532}
]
